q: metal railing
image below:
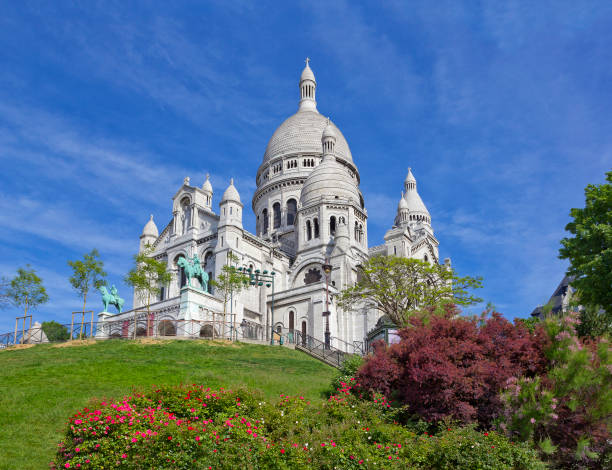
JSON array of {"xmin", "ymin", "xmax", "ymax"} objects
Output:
[{"xmin": 293, "ymin": 331, "xmax": 349, "ymax": 368}]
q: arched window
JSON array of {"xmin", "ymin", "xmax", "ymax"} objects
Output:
[
  {"xmin": 359, "ymin": 224, "xmax": 364, "ymax": 243},
  {"xmin": 262, "ymin": 209, "xmax": 269, "ymax": 234},
  {"xmin": 273, "ymin": 202, "xmax": 281, "ymax": 229},
  {"xmin": 314, "ymin": 218, "xmax": 320, "ymax": 238},
  {"xmin": 289, "ymin": 311, "xmax": 295, "ymax": 332},
  {"xmin": 306, "ymin": 220, "xmax": 312, "ymax": 240},
  {"xmin": 301, "ymin": 321, "xmax": 307, "ymax": 344},
  {"xmin": 424, "ymin": 254, "xmax": 429, "ymax": 263},
  {"xmin": 180, "ymin": 197, "xmax": 191, "ymax": 235},
  {"xmin": 354, "ymin": 222, "xmax": 359, "ymax": 240},
  {"xmin": 286, "ymin": 199, "xmax": 297, "ymax": 226},
  {"xmin": 329, "ymin": 216, "xmax": 336, "ymax": 236}
]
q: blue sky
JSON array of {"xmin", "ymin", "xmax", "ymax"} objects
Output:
[{"xmin": 1, "ymin": 1, "xmax": 611, "ymax": 332}]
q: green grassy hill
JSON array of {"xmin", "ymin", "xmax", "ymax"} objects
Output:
[{"xmin": 0, "ymin": 339, "xmax": 336, "ymax": 469}]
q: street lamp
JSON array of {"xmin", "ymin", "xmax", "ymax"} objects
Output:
[
  {"xmin": 322, "ymin": 258, "xmax": 332, "ymax": 350},
  {"xmin": 237, "ymin": 266, "xmax": 276, "ymax": 344}
]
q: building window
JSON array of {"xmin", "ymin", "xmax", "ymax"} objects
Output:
[
  {"xmin": 289, "ymin": 311, "xmax": 295, "ymax": 332},
  {"xmin": 306, "ymin": 220, "xmax": 312, "ymax": 240},
  {"xmin": 262, "ymin": 209, "xmax": 269, "ymax": 234},
  {"xmin": 273, "ymin": 202, "xmax": 281, "ymax": 229},
  {"xmin": 286, "ymin": 199, "xmax": 297, "ymax": 226},
  {"xmin": 314, "ymin": 218, "xmax": 320, "ymax": 238},
  {"xmin": 330, "ymin": 216, "xmax": 336, "ymax": 236}
]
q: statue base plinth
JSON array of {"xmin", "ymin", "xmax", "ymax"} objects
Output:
[{"xmin": 96, "ymin": 312, "xmax": 115, "ymax": 339}]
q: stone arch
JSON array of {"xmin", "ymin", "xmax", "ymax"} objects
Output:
[
  {"xmin": 158, "ymin": 319, "xmax": 176, "ymax": 336},
  {"xmin": 262, "ymin": 208, "xmax": 269, "ymax": 234}
]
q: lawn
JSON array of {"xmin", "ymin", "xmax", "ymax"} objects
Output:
[{"xmin": 0, "ymin": 339, "xmax": 336, "ymax": 469}]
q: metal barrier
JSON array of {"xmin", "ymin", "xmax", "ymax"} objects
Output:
[{"xmin": 293, "ymin": 331, "xmax": 349, "ymax": 368}]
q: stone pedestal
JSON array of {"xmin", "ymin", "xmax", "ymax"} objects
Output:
[
  {"xmin": 179, "ymin": 286, "xmax": 224, "ymax": 337},
  {"xmin": 95, "ymin": 312, "xmax": 115, "ymax": 339}
]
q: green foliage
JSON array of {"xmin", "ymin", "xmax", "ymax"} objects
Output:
[
  {"xmin": 52, "ymin": 384, "xmax": 545, "ymax": 470},
  {"xmin": 124, "ymin": 244, "xmax": 172, "ymax": 311},
  {"xmin": 338, "ymin": 256, "xmax": 483, "ymax": 327},
  {"xmin": 329, "ymin": 354, "xmax": 364, "ymax": 395},
  {"xmin": 0, "ymin": 339, "xmax": 336, "ymax": 468},
  {"xmin": 41, "ymin": 321, "xmax": 70, "ymax": 342},
  {"xmin": 576, "ymin": 303, "xmax": 612, "ymax": 338},
  {"xmin": 559, "ymin": 170, "xmax": 612, "ymax": 314},
  {"xmin": 6, "ymin": 264, "xmax": 49, "ymax": 315},
  {"xmin": 67, "ymin": 248, "xmax": 106, "ymax": 313},
  {"xmin": 500, "ymin": 312, "xmax": 612, "ymax": 468}
]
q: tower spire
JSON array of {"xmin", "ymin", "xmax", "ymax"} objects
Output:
[{"xmin": 299, "ymin": 58, "xmax": 317, "ymax": 112}]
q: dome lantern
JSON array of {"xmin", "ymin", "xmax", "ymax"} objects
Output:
[
  {"xmin": 321, "ymin": 117, "xmax": 336, "ymax": 157},
  {"xmin": 299, "ymin": 57, "xmax": 317, "ymax": 112}
]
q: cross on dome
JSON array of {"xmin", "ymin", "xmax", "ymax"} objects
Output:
[{"xmin": 305, "ymin": 57, "xmax": 310, "ymax": 66}]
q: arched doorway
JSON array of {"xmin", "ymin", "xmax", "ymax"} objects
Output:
[
  {"xmin": 200, "ymin": 324, "xmax": 215, "ymax": 338},
  {"xmin": 301, "ymin": 321, "xmax": 307, "ymax": 345},
  {"xmin": 158, "ymin": 320, "xmax": 176, "ymax": 336}
]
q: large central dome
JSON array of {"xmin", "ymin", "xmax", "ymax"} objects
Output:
[{"xmin": 262, "ymin": 110, "xmax": 353, "ymax": 164}]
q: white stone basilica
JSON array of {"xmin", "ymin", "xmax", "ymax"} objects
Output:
[{"xmin": 100, "ymin": 61, "xmax": 443, "ymax": 350}]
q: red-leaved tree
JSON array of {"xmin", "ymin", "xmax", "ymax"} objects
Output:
[{"xmin": 357, "ymin": 308, "xmax": 548, "ymax": 427}]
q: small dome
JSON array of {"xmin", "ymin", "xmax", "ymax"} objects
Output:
[
  {"xmin": 404, "ymin": 190, "xmax": 429, "ymax": 215},
  {"xmin": 142, "ymin": 214, "xmax": 159, "ymax": 238},
  {"xmin": 403, "ymin": 169, "xmax": 430, "ymax": 216},
  {"xmin": 300, "ymin": 62, "xmax": 316, "ymax": 83},
  {"xmin": 405, "ymin": 167, "xmax": 416, "ymax": 184},
  {"xmin": 322, "ymin": 118, "xmax": 336, "ymax": 140},
  {"xmin": 202, "ymin": 173, "xmax": 212, "ymax": 193},
  {"xmin": 300, "ymin": 156, "xmax": 360, "ymax": 206},
  {"xmin": 398, "ymin": 193, "xmax": 409, "ymax": 210},
  {"xmin": 221, "ymin": 178, "xmax": 241, "ymax": 203}
]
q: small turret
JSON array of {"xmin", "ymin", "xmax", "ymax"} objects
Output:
[
  {"xmin": 201, "ymin": 173, "xmax": 213, "ymax": 209},
  {"xmin": 140, "ymin": 214, "xmax": 158, "ymax": 251},
  {"xmin": 403, "ymin": 168, "xmax": 431, "ymax": 226},
  {"xmin": 219, "ymin": 178, "xmax": 243, "ymax": 228},
  {"xmin": 321, "ymin": 117, "xmax": 336, "ymax": 157}
]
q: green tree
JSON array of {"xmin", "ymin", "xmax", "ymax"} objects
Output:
[
  {"xmin": 337, "ymin": 256, "xmax": 482, "ymax": 327},
  {"xmin": 559, "ymin": 171, "xmax": 612, "ymax": 315},
  {"xmin": 41, "ymin": 320, "xmax": 70, "ymax": 342},
  {"xmin": 125, "ymin": 244, "xmax": 172, "ymax": 338},
  {"xmin": 211, "ymin": 252, "xmax": 250, "ymax": 339},
  {"xmin": 6, "ymin": 265, "xmax": 49, "ymax": 316},
  {"xmin": 68, "ymin": 248, "xmax": 106, "ymax": 314}
]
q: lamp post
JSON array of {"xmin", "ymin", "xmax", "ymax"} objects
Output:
[
  {"xmin": 237, "ymin": 266, "xmax": 276, "ymax": 344},
  {"xmin": 322, "ymin": 258, "xmax": 332, "ymax": 350}
]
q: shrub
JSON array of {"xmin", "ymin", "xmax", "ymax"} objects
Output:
[
  {"xmin": 41, "ymin": 320, "xmax": 70, "ymax": 342},
  {"xmin": 328, "ymin": 354, "xmax": 365, "ymax": 395},
  {"xmin": 52, "ymin": 384, "xmax": 545, "ymax": 469},
  {"xmin": 500, "ymin": 312, "xmax": 612, "ymax": 469},
  {"xmin": 356, "ymin": 311, "xmax": 547, "ymax": 427}
]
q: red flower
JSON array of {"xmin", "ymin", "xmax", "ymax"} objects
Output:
[
  {"xmin": 167, "ymin": 436, "xmax": 172, "ymax": 440},
  {"xmin": 280, "ymin": 449, "xmax": 285, "ymax": 454}
]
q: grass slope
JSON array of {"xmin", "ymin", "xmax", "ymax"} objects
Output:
[{"xmin": 0, "ymin": 339, "xmax": 336, "ymax": 469}]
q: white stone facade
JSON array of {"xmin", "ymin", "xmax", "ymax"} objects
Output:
[{"xmin": 102, "ymin": 61, "xmax": 445, "ymax": 351}]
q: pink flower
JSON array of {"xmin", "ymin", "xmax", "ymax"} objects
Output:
[
  {"xmin": 122, "ymin": 453, "xmax": 127, "ymax": 459},
  {"xmin": 65, "ymin": 465, "xmax": 70, "ymax": 469},
  {"xmin": 530, "ymin": 418, "xmax": 536, "ymax": 424}
]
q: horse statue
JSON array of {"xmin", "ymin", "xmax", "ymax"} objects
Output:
[
  {"xmin": 178, "ymin": 255, "xmax": 209, "ymax": 292},
  {"xmin": 99, "ymin": 285, "xmax": 124, "ymax": 313}
]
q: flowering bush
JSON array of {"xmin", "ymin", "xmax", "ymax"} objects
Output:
[
  {"xmin": 500, "ymin": 312, "xmax": 612, "ymax": 469},
  {"xmin": 356, "ymin": 311, "xmax": 547, "ymax": 427},
  {"xmin": 52, "ymin": 384, "xmax": 544, "ymax": 469}
]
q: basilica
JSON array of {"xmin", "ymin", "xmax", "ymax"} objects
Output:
[{"xmin": 98, "ymin": 61, "xmax": 443, "ymax": 350}]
